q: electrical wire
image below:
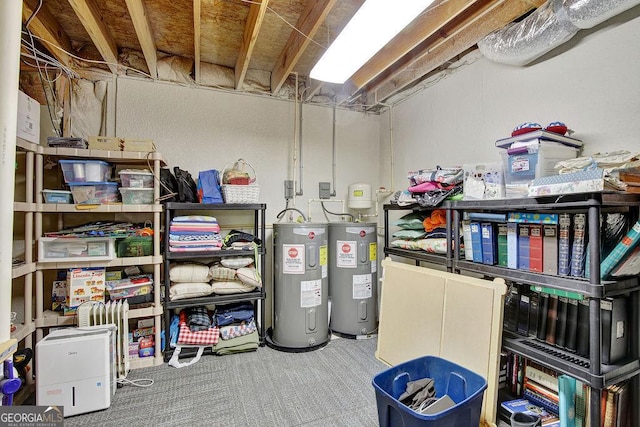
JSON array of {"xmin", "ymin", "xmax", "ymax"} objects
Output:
[
  {"xmin": 320, "ymin": 202, "xmax": 354, "ymax": 222},
  {"xmin": 117, "ymin": 377, "xmax": 154, "ymax": 388},
  {"xmin": 237, "ymin": 0, "xmax": 327, "ymax": 50}
]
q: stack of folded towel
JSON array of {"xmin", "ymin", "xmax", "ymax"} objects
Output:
[{"xmin": 169, "ymin": 215, "xmax": 222, "ymax": 252}]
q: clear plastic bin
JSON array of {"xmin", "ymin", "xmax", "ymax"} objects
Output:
[
  {"xmin": 68, "ymin": 181, "xmax": 119, "ymax": 204},
  {"xmin": 502, "ymin": 141, "xmax": 577, "ymax": 185},
  {"xmin": 42, "ymin": 189, "xmax": 73, "ymax": 204},
  {"xmin": 59, "ymin": 159, "xmax": 111, "ymax": 183},
  {"xmin": 372, "ymin": 355, "xmax": 487, "ymax": 427},
  {"xmin": 119, "ymin": 187, "xmax": 154, "ymax": 204},
  {"xmin": 118, "ymin": 169, "xmax": 154, "ymax": 188}
]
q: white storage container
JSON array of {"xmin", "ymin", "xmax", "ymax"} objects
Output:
[
  {"xmin": 118, "ymin": 169, "xmax": 154, "ymax": 188},
  {"xmin": 119, "ymin": 187, "xmax": 154, "ymax": 204},
  {"xmin": 38, "ymin": 237, "xmax": 115, "ymax": 263},
  {"xmin": 503, "ymin": 141, "xmax": 578, "ymax": 184},
  {"xmin": 59, "ymin": 160, "xmax": 112, "ymax": 183}
]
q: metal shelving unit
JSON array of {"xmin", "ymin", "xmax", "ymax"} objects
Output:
[
  {"xmin": 163, "ymin": 202, "xmax": 267, "ymax": 362},
  {"xmin": 382, "ymin": 203, "xmax": 452, "ymax": 269},
  {"xmin": 450, "ymin": 193, "xmax": 640, "ymax": 425}
]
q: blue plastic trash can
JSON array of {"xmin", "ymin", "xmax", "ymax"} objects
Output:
[{"xmin": 372, "ymin": 355, "xmax": 487, "ymax": 427}]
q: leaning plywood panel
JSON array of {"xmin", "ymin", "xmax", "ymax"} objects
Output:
[
  {"xmin": 376, "ymin": 258, "xmax": 507, "ymax": 426},
  {"xmin": 375, "ymin": 263, "xmax": 446, "ymax": 366}
]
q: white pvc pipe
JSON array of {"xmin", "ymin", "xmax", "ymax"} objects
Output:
[{"xmin": 0, "ymin": 0, "xmax": 24, "ymax": 343}]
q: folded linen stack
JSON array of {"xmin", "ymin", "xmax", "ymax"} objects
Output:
[
  {"xmin": 169, "ymin": 215, "xmax": 222, "ymax": 252},
  {"xmin": 212, "ymin": 302, "xmax": 259, "ymax": 355}
]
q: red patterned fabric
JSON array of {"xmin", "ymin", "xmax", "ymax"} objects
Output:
[{"xmin": 177, "ymin": 310, "xmax": 219, "ymax": 345}]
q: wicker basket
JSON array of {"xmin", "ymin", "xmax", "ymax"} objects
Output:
[{"xmin": 221, "ymin": 159, "xmax": 260, "ymax": 203}]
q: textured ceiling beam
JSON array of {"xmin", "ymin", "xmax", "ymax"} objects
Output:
[
  {"xmin": 270, "ymin": 0, "xmax": 337, "ymax": 95},
  {"xmin": 193, "ymin": 0, "xmax": 201, "ymax": 84},
  {"xmin": 22, "ymin": 0, "xmax": 74, "ymax": 67},
  {"xmin": 344, "ymin": 0, "xmax": 483, "ymax": 96},
  {"xmin": 125, "ymin": 0, "xmax": 158, "ymax": 79},
  {"xmin": 235, "ymin": 0, "xmax": 269, "ymax": 89},
  {"xmin": 67, "ymin": 0, "xmax": 120, "ymax": 74},
  {"xmin": 369, "ymin": 0, "xmax": 545, "ymax": 104}
]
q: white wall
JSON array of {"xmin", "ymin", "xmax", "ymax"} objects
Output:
[
  {"xmin": 380, "ymin": 6, "xmax": 640, "ymax": 189},
  {"xmin": 114, "ymin": 78, "xmax": 380, "ymax": 224}
]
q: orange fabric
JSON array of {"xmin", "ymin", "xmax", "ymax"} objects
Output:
[{"xmin": 423, "ymin": 209, "xmax": 446, "ymax": 232}]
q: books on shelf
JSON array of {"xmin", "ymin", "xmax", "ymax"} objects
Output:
[
  {"xmin": 518, "ymin": 224, "xmax": 530, "ymax": 271},
  {"xmin": 600, "ymin": 219, "xmax": 640, "ymax": 279},
  {"xmin": 545, "ymin": 295, "xmax": 559, "ymax": 346},
  {"xmin": 555, "ymin": 297, "xmax": 568, "ymax": 349},
  {"xmin": 576, "ymin": 299, "xmax": 590, "ymax": 358},
  {"xmin": 570, "ymin": 214, "xmax": 587, "ymax": 278},
  {"xmin": 470, "ymin": 221, "xmax": 483, "ymax": 263},
  {"xmin": 610, "ymin": 245, "xmax": 640, "ymax": 279},
  {"xmin": 564, "ymin": 298, "xmax": 579, "ymax": 352},
  {"xmin": 481, "ymin": 222, "xmax": 497, "ymax": 265},
  {"xmin": 558, "ymin": 374, "xmax": 576, "ymax": 427},
  {"xmin": 558, "ymin": 214, "xmax": 572, "ymax": 276},
  {"xmin": 462, "ymin": 220, "xmax": 474, "ymax": 261},
  {"xmin": 543, "ymin": 225, "xmax": 558, "ymax": 275},
  {"xmin": 530, "ymin": 224, "xmax": 544, "ymax": 273},
  {"xmin": 507, "ymin": 222, "xmax": 519, "ymax": 269},
  {"xmin": 497, "ymin": 223, "xmax": 508, "ymax": 267}
]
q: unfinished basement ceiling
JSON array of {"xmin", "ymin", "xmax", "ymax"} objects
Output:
[{"xmin": 20, "ymin": 0, "xmax": 545, "ymax": 111}]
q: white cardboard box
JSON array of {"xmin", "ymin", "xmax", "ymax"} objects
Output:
[{"xmin": 17, "ymin": 90, "xmax": 40, "ymax": 143}]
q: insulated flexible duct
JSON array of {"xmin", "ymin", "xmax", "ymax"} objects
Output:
[{"xmin": 478, "ymin": 0, "xmax": 640, "ymax": 66}]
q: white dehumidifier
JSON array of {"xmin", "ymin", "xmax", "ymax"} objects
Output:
[{"xmin": 36, "ymin": 325, "xmax": 116, "ymax": 417}]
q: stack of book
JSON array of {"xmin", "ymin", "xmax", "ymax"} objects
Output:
[{"xmin": 463, "ymin": 212, "xmax": 590, "ymax": 278}]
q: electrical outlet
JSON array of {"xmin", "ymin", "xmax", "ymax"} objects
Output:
[
  {"xmin": 319, "ymin": 182, "xmax": 331, "ymax": 199},
  {"xmin": 284, "ymin": 180, "xmax": 294, "ymax": 200}
]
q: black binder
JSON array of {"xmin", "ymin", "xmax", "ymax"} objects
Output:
[
  {"xmin": 536, "ymin": 292, "xmax": 549, "ymax": 341},
  {"xmin": 576, "ymin": 299, "xmax": 590, "ymax": 357},
  {"xmin": 555, "ymin": 297, "xmax": 568, "ymax": 348},
  {"xmin": 564, "ymin": 298, "xmax": 579, "ymax": 352}
]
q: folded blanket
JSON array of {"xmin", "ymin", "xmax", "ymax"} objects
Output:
[
  {"xmin": 172, "ymin": 215, "xmax": 218, "ymax": 223},
  {"xmin": 187, "ymin": 307, "xmax": 211, "ymax": 332},
  {"xmin": 213, "ymin": 330, "xmax": 258, "ymax": 354},
  {"xmin": 219, "ymin": 320, "xmax": 256, "ymax": 340}
]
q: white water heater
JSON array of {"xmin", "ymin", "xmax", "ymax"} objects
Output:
[{"xmin": 348, "ymin": 183, "xmax": 372, "ymax": 210}]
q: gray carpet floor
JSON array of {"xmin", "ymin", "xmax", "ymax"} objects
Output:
[{"xmin": 64, "ymin": 336, "xmax": 387, "ymax": 427}]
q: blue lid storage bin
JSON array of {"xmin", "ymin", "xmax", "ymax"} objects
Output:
[
  {"xmin": 372, "ymin": 355, "xmax": 487, "ymax": 427},
  {"xmin": 59, "ymin": 159, "xmax": 111, "ymax": 183}
]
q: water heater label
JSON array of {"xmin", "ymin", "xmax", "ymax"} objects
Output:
[
  {"xmin": 320, "ymin": 245, "xmax": 328, "ymax": 278},
  {"xmin": 283, "ymin": 244, "xmax": 305, "ymax": 274},
  {"xmin": 337, "ymin": 241, "xmax": 357, "ymax": 268},
  {"xmin": 300, "ymin": 279, "xmax": 322, "ymax": 307},
  {"xmin": 353, "ymin": 274, "xmax": 372, "ymax": 299}
]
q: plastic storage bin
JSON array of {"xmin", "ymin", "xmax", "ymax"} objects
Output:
[
  {"xmin": 119, "ymin": 169, "xmax": 154, "ymax": 188},
  {"xmin": 42, "ymin": 189, "xmax": 73, "ymax": 204},
  {"xmin": 68, "ymin": 181, "xmax": 119, "ymax": 204},
  {"xmin": 106, "ymin": 277, "xmax": 153, "ymax": 300},
  {"xmin": 59, "ymin": 159, "xmax": 111, "ymax": 183},
  {"xmin": 117, "ymin": 236, "xmax": 152, "ymax": 257},
  {"xmin": 119, "ymin": 187, "xmax": 154, "ymax": 204},
  {"xmin": 38, "ymin": 237, "xmax": 115, "ymax": 263},
  {"xmin": 372, "ymin": 355, "xmax": 487, "ymax": 427}
]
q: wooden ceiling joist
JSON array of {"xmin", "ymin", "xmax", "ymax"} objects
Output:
[
  {"xmin": 369, "ymin": 0, "xmax": 545, "ymax": 103},
  {"xmin": 67, "ymin": 0, "xmax": 119, "ymax": 74},
  {"xmin": 235, "ymin": 0, "xmax": 269, "ymax": 89},
  {"xmin": 270, "ymin": 0, "xmax": 337, "ymax": 95},
  {"xmin": 22, "ymin": 0, "xmax": 74, "ymax": 67},
  {"xmin": 343, "ymin": 0, "xmax": 483, "ymax": 97},
  {"xmin": 125, "ymin": 0, "xmax": 158, "ymax": 79},
  {"xmin": 193, "ymin": 0, "xmax": 201, "ymax": 84}
]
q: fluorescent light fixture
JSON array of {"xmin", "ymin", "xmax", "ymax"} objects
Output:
[{"xmin": 310, "ymin": 0, "xmax": 434, "ymax": 84}]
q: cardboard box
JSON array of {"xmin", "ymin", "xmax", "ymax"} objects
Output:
[
  {"xmin": 51, "ymin": 280, "xmax": 67, "ymax": 312},
  {"xmin": 17, "ymin": 90, "xmax": 40, "ymax": 143},
  {"xmin": 66, "ymin": 267, "xmax": 106, "ymax": 307}
]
